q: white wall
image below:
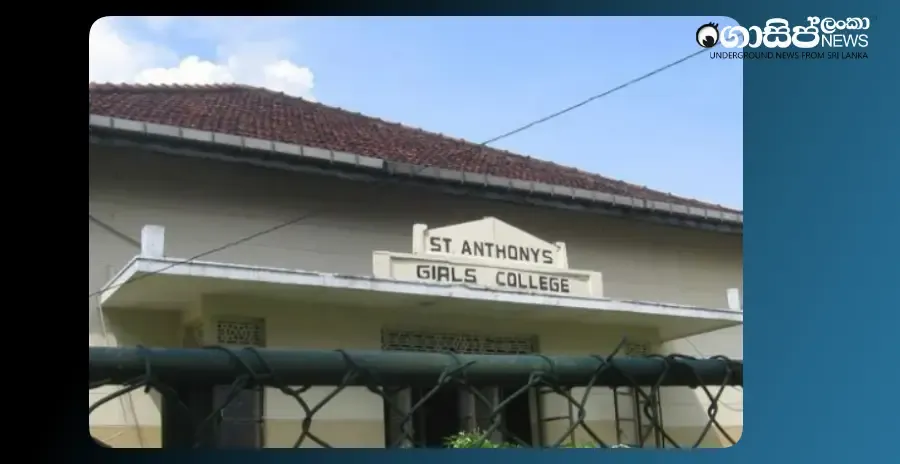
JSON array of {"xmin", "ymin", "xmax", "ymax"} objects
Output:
[
  {"xmin": 89, "ymin": 146, "xmax": 742, "ymax": 309},
  {"xmin": 88, "ymin": 145, "xmax": 743, "ymax": 444}
]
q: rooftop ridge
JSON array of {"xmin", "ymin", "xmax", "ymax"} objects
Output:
[{"xmin": 90, "ymin": 82, "xmax": 259, "ymax": 92}]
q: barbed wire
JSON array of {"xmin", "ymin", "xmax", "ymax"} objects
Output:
[{"xmin": 89, "ymin": 340, "xmax": 741, "ymax": 449}]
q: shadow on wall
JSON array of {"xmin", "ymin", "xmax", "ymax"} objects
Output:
[
  {"xmin": 659, "ymin": 328, "xmax": 743, "ymax": 447},
  {"xmin": 90, "ymin": 308, "xmax": 183, "ymax": 448}
]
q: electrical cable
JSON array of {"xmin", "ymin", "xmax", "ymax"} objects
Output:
[
  {"xmin": 90, "ymin": 213, "xmax": 140, "ymax": 248},
  {"xmin": 88, "ymin": 49, "xmax": 706, "ymax": 299},
  {"xmin": 480, "ymin": 49, "xmax": 706, "ymax": 146},
  {"xmin": 89, "ymin": 219, "xmax": 147, "ymax": 447}
]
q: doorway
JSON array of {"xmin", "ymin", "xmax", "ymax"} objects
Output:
[
  {"xmin": 214, "ymin": 386, "xmax": 264, "ymax": 448},
  {"xmin": 412, "ymin": 385, "xmax": 462, "ymax": 447},
  {"xmin": 380, "ymin": 330, "xmax": 540, "ymax": 448},
  {"xmin": 500, "ymin": 387, "xmax": 536, "ymax": 446}
]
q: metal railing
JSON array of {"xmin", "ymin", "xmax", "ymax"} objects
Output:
[{"xmin": 89, "ymin": 341, "xmax": 742, "ymax": 449}]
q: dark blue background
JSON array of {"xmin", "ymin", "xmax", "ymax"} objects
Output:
[{"xmin": 87, "ymin": 0, "xmax": 896, "ymax": 461}]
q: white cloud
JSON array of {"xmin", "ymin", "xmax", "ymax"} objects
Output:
[{"xmin": 88, "ymin": 17, "xmax": 316, "ymax": 101}]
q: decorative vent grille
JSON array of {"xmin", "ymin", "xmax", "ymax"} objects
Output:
[
  {"xmin": 624, "ymin": 343, "xmax": 650, "ymax": 356},
  {"xmin": 381, "ymin": 329, "xmax": 536, "ymax": 354},
  {"xmin": 216, "ymin": 319, "xmax": 265, "ymax": 347}
]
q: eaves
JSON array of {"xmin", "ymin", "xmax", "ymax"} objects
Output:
[{"xmin": 89, "ymin": 114, "xmax": 743, "ymax": 235}]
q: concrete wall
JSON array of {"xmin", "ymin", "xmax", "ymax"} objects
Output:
[{"xmin": 88, "ymin": 146, "xmax": 743, "ymax": 448}]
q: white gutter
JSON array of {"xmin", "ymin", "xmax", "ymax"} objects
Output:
[{"xmin": 89, "ymin": 114, "xmax": 743, "ymax": 227}]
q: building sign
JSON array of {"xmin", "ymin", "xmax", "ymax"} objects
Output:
[{"xmin": 372, "ymin": 217, "xmax": 603, "ymax": 298}]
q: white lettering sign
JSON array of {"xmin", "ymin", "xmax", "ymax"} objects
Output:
[{"xmin": 372, "ymin": 217, "xmax": 603, "ymax": 298}]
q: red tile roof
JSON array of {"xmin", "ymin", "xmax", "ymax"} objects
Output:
[{"xmin": 89, "ymin": 83, "xmax": 738, "ymax": 213}]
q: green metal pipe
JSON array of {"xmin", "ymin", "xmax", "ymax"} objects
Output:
[{"xmin": 89, "ymin": 347, "xmax": 742, "ymax": 388}]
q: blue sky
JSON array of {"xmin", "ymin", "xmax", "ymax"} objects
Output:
[{"xmin": 90, "ymin": 17, "xmax": 743, "ymax": 209}]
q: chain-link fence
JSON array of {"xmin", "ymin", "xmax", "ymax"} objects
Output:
[{"xmin": 89, "ymin": 340, "xmax": 742, "ymax": 449}]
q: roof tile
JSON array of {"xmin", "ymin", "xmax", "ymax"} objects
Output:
[{"xmin": 89, "ymin": 83, "xmax": 738, "ymax": 213}]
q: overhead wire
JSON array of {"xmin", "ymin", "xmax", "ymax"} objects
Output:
[
  {"xmin": 89, "ymin": 214, "xmax": 146, "ymax": 447},
  {"xmin": 480, "ymin": 49, "xmax": 706, "ymax": 146},
  {"xmin": 88, "ymin": 49, "xmax": 706, "ymax": 299},
  {"xmin": 90, "ymin": 213, "xmax": 140, "ymax": 248}
]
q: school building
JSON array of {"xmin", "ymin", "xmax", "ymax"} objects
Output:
[{"xmin": 88, "ymin": 83, "xmax": 743, "ymax": 448}]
